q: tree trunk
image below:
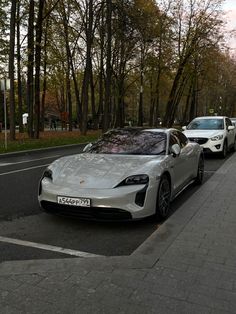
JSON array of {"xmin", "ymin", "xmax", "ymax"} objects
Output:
[
  {"xmin": 95, "ymin": 1, "xmax": 105, "ymax": 130},
  {"xmin": 163, "ymin": 61, "xmax": 186, "ymax": 127},
  {"xmin": 27, "ymin": 0, "xmax": 35, "ymax": 138},
  {"xmin": 90, "ymin": 62, "xmax": 96, "ymax": 124},
  {"xmin": 9, "ymin": 0, "xmax": 17, "ymax": 141},
  {"xmin": 34, "ymin": 0, "xmax": 45, "ymax": 139},
  {"xmin": 103, "ymin": 0, "xmax": 112, "ymax": 132},
  {"xmin": 149, "ymin": 77, "xmax": 154, "ymax": 127},
  {"xmin": 182, "ymin": 80, "xmax": 193, "ymax": 125},
  {"xmin": 61, "ymin": 4, "xmax": 73, "ymax": 132},
  {"xmin": 16, "ymin": 0, "xmax": 23, "ymax": 133},
  {"xmin": 81, "ymin": 0, "xmax": 93, "ymax": 135},
  {"xmin": 40, "ymin": 20, "xmax": 48, "ymax": 132},
  {"xmin": 138, "ymin": 44, "xmax": 144, "ymax": 126}
]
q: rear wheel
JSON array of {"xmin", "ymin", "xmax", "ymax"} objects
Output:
[
  {"xmin": 155, "ymin": 175, "xmax": 171, "ymax": 220},
  {"xmin": 195, "ymin": 155, "xmax": 204, "ymax": 185}
]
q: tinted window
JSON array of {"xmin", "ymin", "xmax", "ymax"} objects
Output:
[
  {"xmin": 187, "ymin": 118, "xmax": 224, "ymax": 130},
  {"xmin": 226, "ymin": 118, "xmax": 232, "ymax": 127},
  {"xmin": 88, "ymin": 128, "xmax": 167, "ymax": 155},
  {"xmin": 176, "ymin": 131, "xmax": 188, "ymax": 147},
  {"xmin": 169, "ymin": 131, "xmax": 187, "ymax": 150}
]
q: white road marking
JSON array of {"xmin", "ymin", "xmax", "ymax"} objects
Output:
[
  {"xmin": 0, "ymin": 163, "xmax": 13, "ymax": 166},
  {"xmin": 204, "ymin": 170, "xmax": 215, "ymax": 173},
  {"xmin": 0, "ymin": 164, "xmax": 49, "ymax": 176},
  {"xmin": 0, "ymin": 155, "xmax": 60, "ymax": 166},
  {"xmin": 0, "ymin": 236, "xmax": 102, "ymax": 258}
]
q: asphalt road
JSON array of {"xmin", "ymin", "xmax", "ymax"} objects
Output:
[{"xmin": 0, "ymin": 146, "xmax": 232, "ymax": 262}]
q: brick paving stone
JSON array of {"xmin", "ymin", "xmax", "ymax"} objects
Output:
[
  {"xmin": 158, "ymin": 297, "xmax": 213, "ymax": 314},
  {"xmin": 10, "ymin": 273, "xmax": 45, "ymax": 286},
  {"xmin": 0, "ymin": 277, "xmax": 23, "ymax": 292},
  {"xmin": 0, "ymin": 304, "xmax": 22, "ymax": 314},
  {"xmin": 210, "ymin": 310, "xmax": 236, "ymax": 314},
  {"xmin": 187, "ymin": 292, "xmax": 231, "ymax": 312}
]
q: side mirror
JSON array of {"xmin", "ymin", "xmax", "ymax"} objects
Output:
[
  {"xmin": 228, "ymin": 125, "xmax": 234, "ymax": 131},
  {"xmin": 83, "ymin": 143, "xmax": 92, "ymax": 152},
  {"xmin": 170, "ymin": 144, "xmax": 181, "ymax": 157},
  {"xmin": 182, "ymin": 126, "xmax": 187, "ymax": 131}
]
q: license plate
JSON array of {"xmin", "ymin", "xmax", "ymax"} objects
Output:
[{"xmin": 57, "ymin": 196, "xmax": 91, "ymax": 207}]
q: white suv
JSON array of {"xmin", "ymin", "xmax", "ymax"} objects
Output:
[{"xmin": 182, "ymin": 116, "xmax": 236, "ymax": 158}]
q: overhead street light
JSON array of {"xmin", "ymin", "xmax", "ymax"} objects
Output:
[{"xmin": 0, "ymin": 78, "xmax": 10, "ymax": 150}]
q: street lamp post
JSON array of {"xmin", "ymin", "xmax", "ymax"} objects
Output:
[{"xmin": 0, "ymin": 78, "xmax": 10, "ymax": 150}]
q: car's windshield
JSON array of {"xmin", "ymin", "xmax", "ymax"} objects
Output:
[
  {"xmin": 88, "ymin": 128, "xmax": 167, "ymax": 155},
  {"xmin": 187, "ymin": 118, "xmax": 224, "ymax": 130}
]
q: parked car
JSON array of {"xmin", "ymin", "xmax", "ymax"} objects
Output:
[
  {"xmin": 182, "ymin": 116, "xmax": 236, "ymax": 158},
  {"xmin": 39, "ymin": 128, "xmax": 204, "ymax": 221}
]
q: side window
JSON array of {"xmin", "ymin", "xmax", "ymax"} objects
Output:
[
  {"xmin": 177, "ymin": 131, "xmax": 188, "ymax": 148},
  {"xmin": 169, "ymin": 134, "xmax": 179, "ymax": 153},
  {"xmin": 226, "ymin": 118, "xmax": 232, "ymax": 128},
  {"xmin": 171, "ymin": 131, "xmax": 187, "ymax": 149}
]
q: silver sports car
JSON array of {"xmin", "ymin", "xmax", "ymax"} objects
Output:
[{"xmin": 39, "ymin": 128, "xmax": 204, "ymax": 221}]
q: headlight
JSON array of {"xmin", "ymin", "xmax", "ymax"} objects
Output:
[
  {"xmin": 42, "ymin": 168, "xmax": 53, "ymax": 180},
  {"xmin": 210, "ymin": 134, "xmax": 223, "ymax": 141},
  {"xmin": 117, "ymin": 174, "xmax": 149, "ymax": 187}
]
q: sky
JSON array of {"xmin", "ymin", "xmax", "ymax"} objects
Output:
[{"xmin": 223, "ymin": 0, "xmax": 236, "ymax": 49}]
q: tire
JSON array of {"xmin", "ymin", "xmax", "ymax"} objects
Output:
[
  {"xmin": 231, "ymin": 138, "xmax": 236, "ymax": 152},
  {"xmin": 195, "ymin": 155, "xmax": 204, "ymax": 185},
  {"xmin": 221, "ymin": 141, "xmax": 227, "ymax": 158},
  {"xmin": 155, "ymin": 174, "xmax": 171, "ymax": 220}
]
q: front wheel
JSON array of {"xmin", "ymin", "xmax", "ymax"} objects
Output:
[
  {"xmin": 195, "ymin": 155, "xmax": 204, "ymax": 185},
  {"xmin": 221, "ymin": 141, "xmax": 227, "ymax": 158},
  {"xmin": 155, "ymin": 175, "xmax": 171, "ymax": 220}
]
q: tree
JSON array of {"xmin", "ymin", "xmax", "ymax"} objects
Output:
[
  {"xmin": 9, "ymin": 0, "xmax": 17, "ymax": 140},
  {"xmin": 26, "ymin": 0, "xmax": 34, "ymax": 138},
  {"xmin": 33, "ymin": 0, "xmax": 46, "ymax": 138},
  {"xmin": 163, "ymin": 0, "xmax": 224, "ymax": 127},
  {"xmin": 0, "ymin": 0, "xmax": 9, "ymax": 77},
  {"xmin": 103, "ymin": 0, "xmax": 112, "ymax": 132}
]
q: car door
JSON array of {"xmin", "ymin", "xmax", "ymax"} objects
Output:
[
  {"xmin": 169, "ymin": 131, "xmax": 193, "ymax": 194},
  {"xmin": 225, "ymin": 117, "xmax": 234, "ymax": 147}
]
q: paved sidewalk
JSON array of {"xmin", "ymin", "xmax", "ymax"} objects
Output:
[{"xmin": 1, "ymin": 154, "xmax": 236, "ymax": 313}]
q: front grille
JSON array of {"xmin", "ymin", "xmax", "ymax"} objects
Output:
[
  {"xmin": 189, "ymin": 137, "xmax": 208, "ymax": 145},
  {"xmin": 40, "ymin": 201, "xmax": 132, "ymax": 221}
]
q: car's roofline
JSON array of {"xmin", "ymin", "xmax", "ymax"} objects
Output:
[
  {"xmin": 110, "ymin": 127, "xmax": 180, "ymax": 134},
  {"xmin": 192, "ymin": 116, "xmax": 226, "ymax": 120},
  {"xmin": 136, "ymin": 127, "xmax": 180, "ymax": 133}
]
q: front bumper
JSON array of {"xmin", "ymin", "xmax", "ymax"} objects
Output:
[
  {"xmin": 39, "ymin": 179, "xmax": 158, "ymax": 220},
  {"xmin": 40, "ymin": 200, "xmax": 133, "ymax": 221},
  {"xmin": 189, "ymin": 138, "xmax": 224, "ymax": 153},
  {"xmin": 201, "ymin": 140, "xmax": 224, "ymax": 153}
]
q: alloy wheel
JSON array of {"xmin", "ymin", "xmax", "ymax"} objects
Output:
[{"xmin": 156, "ymin": 175, "xmax": 171, "ymax": 219}]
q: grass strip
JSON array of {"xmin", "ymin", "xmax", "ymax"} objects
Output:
[{"xmin": 0, "ymin": 131, "xmax": 101, "ymax": 154}]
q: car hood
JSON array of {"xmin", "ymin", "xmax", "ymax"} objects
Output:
[
  {"xmin": 50, "ymin": 153, "xmax": 165, "ymax": 189},
  {"xmin": 183, "ymin": 129, "xmax": 224, "ymax": 138}
]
